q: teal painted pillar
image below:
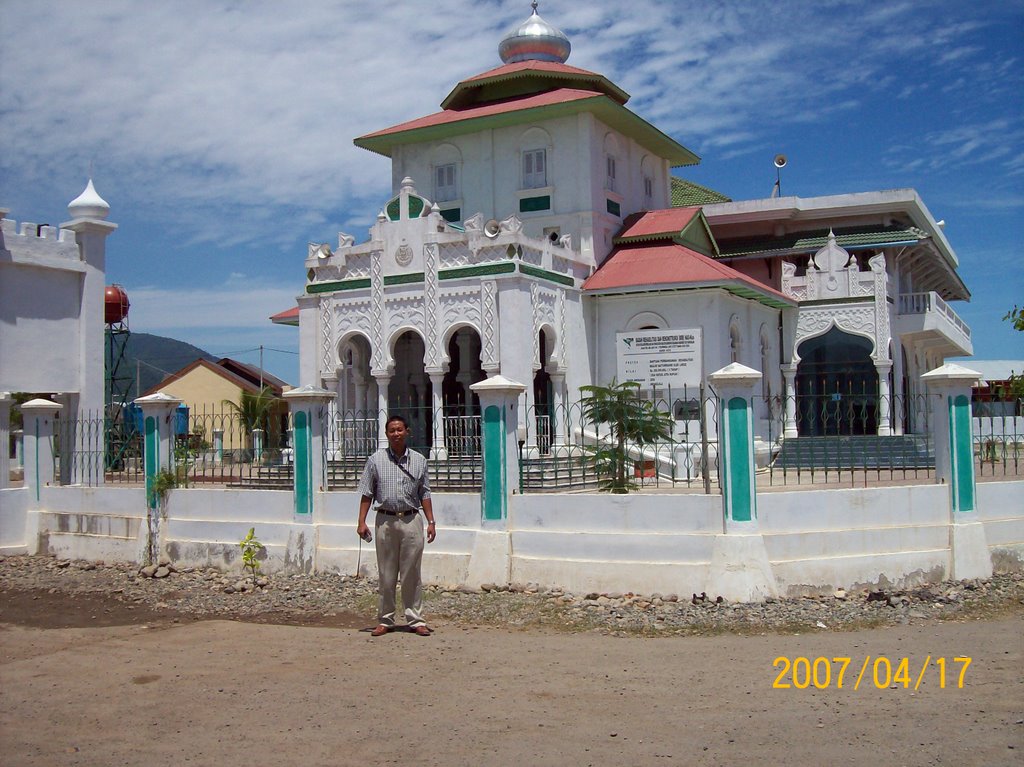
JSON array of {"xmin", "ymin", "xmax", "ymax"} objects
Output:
[
  {"xmin": 19, "ymin": 399, "xmax": 62, "ymax": 504},
  {"xmin": 0, "ymin": 392, "xmax": 11, "ymax": 490},
  {"xmin": 705, "ymin": 364, "xmax": 778, "ymax": 603},
  {"xmin": 135, "ymin": 393, "xmax": 183, "ymax": 510},
  {"xmin": 283, "ymin": 385, "xmax": 334, "ymax": 518},
  {"xmin": 921, "ymin": 363, "xmax": 992, "ymax": 579},
  {"xmin": 135, "ymin": 393, "xmax": 183, "ymax": 567},
  {"xmin": 708, "ymin": 363, "xmax": 762, "ymax": 526},
  {"xmin": 469, "ymin": 376, "xmax": 527, "ymax": 526}
]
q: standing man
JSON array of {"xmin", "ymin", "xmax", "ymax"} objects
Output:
[{"xmin": 356, "ymin": 414, "xmax": 437, "ymax": 637}]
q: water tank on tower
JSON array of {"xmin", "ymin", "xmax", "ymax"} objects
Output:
[
  {"xmin": 105, "ymin": 284, "xmax": 130, "ymax": 324},
  {"xmin": 105, "ymin": 284, "xmax": 134, "ymax": 471}
]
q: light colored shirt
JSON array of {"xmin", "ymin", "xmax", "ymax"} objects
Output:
[{"xmin": 356, "ymin": 447, "xmax": 431, "ymax": 512}]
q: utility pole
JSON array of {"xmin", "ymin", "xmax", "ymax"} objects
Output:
[{"xmin": 259, "ymin": 345, "xmax": 264, "ymax": 389}]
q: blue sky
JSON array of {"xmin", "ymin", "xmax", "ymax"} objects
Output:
[{"xmin": 2, "ymin": 0, "xmax": 1021, "ymax": 384}]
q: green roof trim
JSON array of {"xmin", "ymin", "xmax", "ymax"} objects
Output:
[
  {"xmin": 441, "ymin": 67, "xmax": 630, "ymax": 110},
  {"xmin": 439, "ymin": 261, "xmax": 517, "ymax": 281},
  {"xmin": 590, "ymin": 282, "xmax": 792, "ymax": 310},
  {"xmin": 356, "ymin": 96, "xmax": 700, "ymax": 167},
  {"xmin": 385, "ymin": 272, "xmax": 425, "ymax": 286},
  {"xmin": 518, "ymin": 263, "xmax": 575, "ymax": 286},
  {"xmin": 307, "ymin": 278, "xmax": 371, "ymax": 294},
  {"xmin": 716, "ymin": 225, "xmax": 928, "ymax": 259},
  {"xmin": 670, "ymin": 176, "xmax": 731, "ymax": 206}
]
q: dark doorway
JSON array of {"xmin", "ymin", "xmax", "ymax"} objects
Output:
[{"xmin": 795, "ymin": 327, "xmax": 876, "ymax": 436}]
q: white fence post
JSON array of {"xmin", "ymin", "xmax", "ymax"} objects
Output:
[
  {"xmin": 0, "ymin": 392, "xmax": 11, "ymax": 489},
  {"xmin": 706, "ymin": 364, "xmax": 778, "ymax": 602},
  {"xmin": 922, "ymin": 363, "xmax": 992, "ymax": 580},
  {"xmin": 135, "ymin": 392, "xmax": 183, "ymax": 566}
]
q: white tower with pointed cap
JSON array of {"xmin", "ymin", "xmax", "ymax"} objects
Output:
[{"xmin": 0, "ymin": 178, "xmax": 116, "ymax": 483}]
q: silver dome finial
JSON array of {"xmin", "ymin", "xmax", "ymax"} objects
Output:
[{"xmin": 499, "ymin": 3, "xmax": 571, "ymax": 64}]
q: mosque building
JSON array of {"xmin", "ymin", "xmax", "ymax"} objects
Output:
[{"xmin": 280, "ymin": 3, "xmax": 971, "ymax": 458}]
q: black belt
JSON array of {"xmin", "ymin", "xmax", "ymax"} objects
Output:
[{"xmin": 377, "ymin": 509, "xmax": 419, "ymax": 517}]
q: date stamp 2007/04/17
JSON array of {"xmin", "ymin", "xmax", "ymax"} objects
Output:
[{"xmin": 773, "ymin": 656, "xmax": 972, "ymax": 690}]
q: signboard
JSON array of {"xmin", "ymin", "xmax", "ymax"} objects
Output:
[{"xmin": 616, "ymin": 328, "xmax": 702, "ymax": 390}]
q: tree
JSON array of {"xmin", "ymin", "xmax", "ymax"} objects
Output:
[
  {"xmin": 222, "ymin": 386, "xmax": 277, "ymax": 438},
  {"xmin": 1004, "ymin": 305, "xmax": 1024, "ymax": 333},
  {"xmin": 580, "ymin": 379, "xmax": 675, "ymax": 493},
  {"xmin": 999, "ymin": 305, "xmax": 1024, "ymax": 402}
]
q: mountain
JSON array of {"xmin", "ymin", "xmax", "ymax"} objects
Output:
[{"xmin": 106, "ymin": 332, "xmax": 216, "ymax": 404}]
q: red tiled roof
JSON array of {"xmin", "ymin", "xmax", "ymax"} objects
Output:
[
  {"xmin": 616, "ymin": 207, "xmax": 702, "ymax": 241},
  {"xmin": 270, "ymin": 306, "xmax": 299, "ymax": 325},
  {"xmin": 582, "ymin": 242, "xmax": 793, "ymax": 306},
  {"xmin": 463, "ymin": 60, "xmax": 599, "ymax": 82},
  {"xmin": 357, "ymin": 88, "xmax": 604, "ymax": 140},
  {"xmin": 461, "ymin": 60, "xmax": 607, "ymax": 83}
]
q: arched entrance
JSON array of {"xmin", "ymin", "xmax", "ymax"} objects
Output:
[
  {"xmin": 795, "ymin": 327, "xmax": 876, "ymax": 436},
  {"xmin": 533, "ymin": 328, "xmax": 553, "ymax": 452},
  {"xmin": 442, "ymin": 327, "xmax": 484, "ymax": 455},
  {"xmin": 390, "ymin": 330, "xmax": 431, "ymax": 453}
]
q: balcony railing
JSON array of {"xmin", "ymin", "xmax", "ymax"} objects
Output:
[{"xmin": 898, "ymin": 291, "xmax": 971, "ymax": 340}]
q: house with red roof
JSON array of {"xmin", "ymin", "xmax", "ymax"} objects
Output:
[{"xmin": 281, "ymin": 4, "xmax": 971, "ymax": 457}]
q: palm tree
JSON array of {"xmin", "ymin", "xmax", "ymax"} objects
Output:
[
  {"xmin": 580, "ymin": 379, "xmax": 675, "ymax": 493},
  {"xmin": 223, "ymin": 385, "xmax": 277, "ymax": 458}
]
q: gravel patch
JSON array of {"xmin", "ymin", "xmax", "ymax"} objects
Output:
[{"xmin": 1, "ymin": 554, "xmax": 1021, "ymax": 635}]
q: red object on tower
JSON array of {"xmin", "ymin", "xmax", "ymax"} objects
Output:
[{"xmin": 104, "ymin": 284, "xmax": 130, "ymax": 324}]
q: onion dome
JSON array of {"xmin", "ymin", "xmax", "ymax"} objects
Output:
[
  {"xmin": 67, "ymin": 178, "xmax": 110, "ymax": 220},
  {"xmin": 499, "ymin": 2, "xmax": 571, "ymax": 64}
]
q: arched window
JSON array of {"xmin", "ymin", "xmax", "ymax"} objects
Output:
[
  {"xmin": 432, "ymin": 143, "xmax": 463, "ymax": 223},
  {"xmin": 603, "ymin": 133, "xmax": 620, "ymax": 193},
  {"xmin": 640, "ymin": 155, "xmax": 654, "ymax": 208},
  {"xmin": 760, "ymin": 327, "xmax": 772, "ymax": 399},
  {"xmin": 729, "ymin": 319, "xmax": 742, "ymax": 364},
  {"xmin": 520, "ymin": 127, "xmax": 552, "ymax": 190}
]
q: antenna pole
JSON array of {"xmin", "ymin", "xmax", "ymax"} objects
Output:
[{"xmin": 259, "ymin": 345, "xmax": 264, "ymax": 390}]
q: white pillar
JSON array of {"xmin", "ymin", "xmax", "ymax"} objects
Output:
[
  {"xmin": 374, "ymin": 375, "xmax": 391, "ymax": 449},
  {"xmin": 212, "ymin": 429, "xmax": 224, "ymax": 463},
  {"xmin": 781, "ymin": 363, "xmax": 798, "ymax": 438},
  {"xmin": 252, "ymin": 428, "xmax": 265, "ymax": 463},
  {"xmin": 549, "ymin": 372, "xmax": 566, "ymax": 454},
  {"xmin": 875, "ymin": 361, "xmax": 893, "ymax": 436},
  {"xmin": 322, "ymin": 374, "xmax": 339, "ymax": 458},
  {"xmin": 283, "ymin": 385, "xmax": 334, "ymax": 521},
  {"xmin": 892, "ymin": 346, "xmax": 906, "ymax": 435},
  {"xmin": 19, "ymin": 399, "xmax": 62, "ymax": 503},
  {"xmin": 135, "ymin": 393, "xmax": 182, "ymax": 505},
  {"xmin": 429, "ymin": 373, "xmax": 448, "ymax": 459},
  {"xmin": 14, "ymin": 429, "xmax": 24, "ymax": 468},
  {"xmin": 135, "ymin": 392, "xmax": 182, "ymax": 566},
  {"xmin": 922, "ymin": 363, "xmax": 991, "ymax": 580},
  {"xmin": 0, "ymin": 392, "xmax": 11, "ymax": 489},
  {"xmin": 705, "ymin": 363, "xmax": 778, "ymax": 603}
]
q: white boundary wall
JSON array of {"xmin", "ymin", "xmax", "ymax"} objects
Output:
[{"xmin": 1, "ymin": 483, "xmax": 1021, "ymax": 596}]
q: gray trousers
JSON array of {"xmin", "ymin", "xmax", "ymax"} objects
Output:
[{"xmin": 374, "ymin": 512, "xmax": 426, "ymax": 627}]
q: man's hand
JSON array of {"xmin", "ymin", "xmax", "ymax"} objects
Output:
[
  {"xmin": 356, "ymin": 522, "xmax": 372, "ymax": 543},
  {"xmin": 426, "ymin": 521, "xmax": 436, "ymax": 544}
]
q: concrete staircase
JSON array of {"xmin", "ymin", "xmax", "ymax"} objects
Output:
[{"xmin": 772, "ymin": 435, "xmax": 935, "ymax": 470}]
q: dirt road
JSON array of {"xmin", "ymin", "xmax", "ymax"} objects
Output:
[{"xmin": 1, "ymin": 607, "xmax": 1021, "ymax": 766}]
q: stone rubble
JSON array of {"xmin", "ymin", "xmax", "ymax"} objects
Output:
[{"xmin": 0, "ymin": 554, "xmax": 1021, "ymax": 635}]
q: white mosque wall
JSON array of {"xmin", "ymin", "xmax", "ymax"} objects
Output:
[
  {"xmin": 4, "ymin": 482, "xmax": 1020, "ymax": 596},
  {"xmin": 391, "ymin": 114, "xmax": 669, "ymax": 268},
  {"xmin": 0, "ymin": 487, "xmax": 28, "ymax": 554},
  {"xmin": 0, "ymin": 219, "xmax": 86, "ymax": 394},
  {"xmin": 0, "ymin": 189, "xmax": 114, "ymax": 424},
  {"xmin": 585, "ymin": 288, "xmax": 781, "ymax": 401}
]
